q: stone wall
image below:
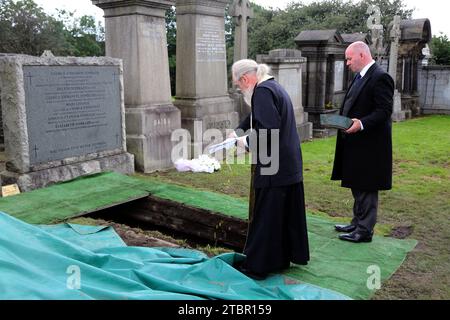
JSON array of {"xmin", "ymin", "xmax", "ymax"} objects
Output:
[{"xmin": 418, "ymin": 65, "xmax": 450, "ymax": 115}]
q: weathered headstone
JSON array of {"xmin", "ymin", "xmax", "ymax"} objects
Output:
[
  {"xmin": 92, "ymin": 0, "xmax": 181, "ymax": 172},
  {"xmin": 258, "ymin": 49, "xmax": 312, "ymax": 142},
  {"xmin": 0, "ymin": 53, "xmax": 134, "ymax": 191},
  {"xmin": 389, "ymin": 15, "xmax": 406, "ymax": 122},
  {"xmin": 174, "ymin": 0, "xmax": 238, "ymax": 156},
  {"xmin": 230, "ymin": 0, "xmax": 254, "ymax": 63}
]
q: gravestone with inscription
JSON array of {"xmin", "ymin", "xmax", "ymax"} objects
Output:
[
  {"xmin": 92, "ymin": 0, "xmax": 181, "ymax": 172},
  {"xmin": 0, "ymin": 53, "xmax": 134, "ymax": 191},
  {"xmin": 174, "ymin": 0, "xmax": 238, "ymax": 157}
]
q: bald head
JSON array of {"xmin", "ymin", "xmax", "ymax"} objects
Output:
[
  {"xmin": 347, "ymin": 41, "xmax": 372, "ymax": 56},
  {"xmin": 345, "ymin": 41, "xmax": 374, "ymax": 73}
]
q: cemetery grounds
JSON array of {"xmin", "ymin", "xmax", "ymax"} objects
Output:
[{"xmin": 121, "ymin": 115, "xmax": 450, "ymax": 300}]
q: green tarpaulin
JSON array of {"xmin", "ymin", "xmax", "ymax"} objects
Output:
[
  {"xmin": 0, "ymin": 172, "xmax": 417, "ymax": 299},
  {"xmin": 0, "ymin": 211, "xmax": 349, "ymax": 300}
]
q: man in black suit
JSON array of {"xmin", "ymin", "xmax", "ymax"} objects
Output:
[
  {"xmin": 331, "ymin": 41, "xmax": 394, "ymax": 243},
  {"xmin": 229, "ymin": 59, "xmax": 310, "ymax": 279}
]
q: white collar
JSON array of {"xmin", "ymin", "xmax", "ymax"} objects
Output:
[
  {"xmin": 258, "ymin": 75, "xmax": 274, "ymax": 85},
  {"xmin": 360, "ymin": 60, "xmax": 376, "ymax": 78}
]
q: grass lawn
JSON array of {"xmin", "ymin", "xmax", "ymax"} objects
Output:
[{"xmin": 137, "ymin": 115, "xmax": 450, "ymax": 300}]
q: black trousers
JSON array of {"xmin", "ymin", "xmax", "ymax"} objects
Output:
[
  {"xmin": 351, "ymin": 189, "xmax": 378, "ymax": 234},
  {"xmin": 243, "ymin": 182, "xmax": 310, "ymax": 275}
]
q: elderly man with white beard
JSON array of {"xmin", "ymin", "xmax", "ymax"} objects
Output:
[{"xmin": 229, "ymin": 59, "xmax": 310, "ymax": 280}]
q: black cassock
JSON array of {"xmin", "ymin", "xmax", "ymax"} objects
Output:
[{"xmin": 237, "ymin": 78, "xmax": 309, "ymax": 275}]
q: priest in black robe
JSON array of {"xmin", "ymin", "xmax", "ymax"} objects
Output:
[{"xmin": 230, "ymin": 59, "xmax": 309, "ymax": 280}]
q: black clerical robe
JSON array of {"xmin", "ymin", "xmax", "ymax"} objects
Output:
[{"xmin": 237, "ymin": 78, "xmax": 310, "ymax": 275}]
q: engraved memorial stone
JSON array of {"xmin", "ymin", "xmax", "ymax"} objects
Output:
[
  {"xmin": 0, "ymin": 54, "xmax": 134, "ymax": 191},
  {"xmin": 174, "ymin": 0, "xmax": 238, "ymax": 157},
  {"xmin": 24, "ymin": 66, "xmax": 122, "ymax": 164},
  {"xmin": 93, "ymin": 0, "xmax": 181, "ymax": 172}
]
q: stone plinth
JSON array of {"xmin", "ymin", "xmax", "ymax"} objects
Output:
[
  {"xmin": 92, "ymin": 0, "xmax": 181, "ymax": 172},
  {"xmin": 0, "ymin": 54, "xmax": 134, "ymax": 191},
  {"xmin": 174, "ymin": 0, "xmax": 238, "ymax": 156},
  {"xmin": 391, "ymin": 90, "xmax": 406, "ymax": 122},
  {"xmin": 258, "ymin": 49, "xmax": 313, "ymax": 142}
]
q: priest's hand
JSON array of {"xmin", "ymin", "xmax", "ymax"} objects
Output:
[
  {"xmin": 228, "ymin": 130, "xmax": 238, "ymax": 139},
  {"xmin": 236, "ymin": 136, "xmax": 248, "ymax": 151}
]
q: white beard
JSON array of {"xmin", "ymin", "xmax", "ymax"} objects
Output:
[{"xmin": 242, "ymin": 88, "xmax": 254, "ymax": 107}]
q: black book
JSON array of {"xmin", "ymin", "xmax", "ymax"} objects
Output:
[{"xmin": 320, "ymin": 114, "xmax": 353, "ymax": 130}]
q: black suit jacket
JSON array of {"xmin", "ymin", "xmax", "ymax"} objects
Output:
[
  {"xmin": 237, "ymin": 79, "xmax": 303, "ymax": 188},
  {"xmin": 331, "ymin": 63, "xmax": 394, "ymax": 191}
]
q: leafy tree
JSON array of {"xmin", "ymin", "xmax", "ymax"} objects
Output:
[
  {"xmin": 246, "ymin": 0, "xmax": 413, "ymax": 59},
  {"xmin": 0, "ymin": 0, "xmax": 105, "ymax": 57},
  {"xmin": 57, "ymin": 10, "xmax": 105, "ymax": 57},
  {"xmin": 166, "ymin": 6, "xmax": 177, "ymax": 95},
  {"xmin": 430, "ymin": 33, "xmax": 450, "ymax": 65},
  {"xmin": 0, "ymin": 0, "xmax": 71, "ymax": 55}
]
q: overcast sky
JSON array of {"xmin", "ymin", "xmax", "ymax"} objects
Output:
[{"xmin": 33, "ymin": 0, "xmax": 449, "ymax": 37}]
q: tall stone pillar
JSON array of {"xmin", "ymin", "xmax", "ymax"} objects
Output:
[
  {"xmin": 258, "ymin": 49, "xmax": 313, "ymax": 142},
  {"xmin": 389, "ymin": 15, "xmax": 406, "ymax": 122},
  {"xmin": 92, "ymin": 0, "xmax": 181, "ymax": 172},
  {"xmin": 174, "ymin": 0, "xmax": 238, "ymax": 157}
]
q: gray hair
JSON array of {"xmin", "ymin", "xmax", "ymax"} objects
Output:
[{"xmin": 232, "ymin": 59, "xmax": 271, "ymax": 82}]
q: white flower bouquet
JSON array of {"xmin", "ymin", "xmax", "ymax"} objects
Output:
[{"xmin": 174, "ymin": 154, "xmax": 221, "ymax": 173}]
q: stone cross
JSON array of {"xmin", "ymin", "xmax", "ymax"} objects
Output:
[
  {"xmin": 230, "ymin": 0, "xmax": 254, "ymax": 62},
  {"xmin": 388, "ymin": 15, "xmax": 405, "ymax": 122},
  {"xmin": 389, "ymin": 15, "xmax": 401, "ymax": 84},
  {"xmin": 366, "ymin": 5, "xmax": 384, "ymax": 60}
]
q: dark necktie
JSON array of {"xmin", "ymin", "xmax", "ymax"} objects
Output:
[
  {"xmin": 342, "ymin": 73, "xmax": 363, "ymax": 116},
  {"xmin": 351, "ymin": 73, "xmax": 363, "ymax": 91}
]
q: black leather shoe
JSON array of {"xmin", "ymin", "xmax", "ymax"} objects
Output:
[
  {"xmin": 335, "ymin": 224, "xmax": 356, "ymax": 233},
  {"xmin": 339, "ymin": 231, "xmax": 372, "ymax": 243}
]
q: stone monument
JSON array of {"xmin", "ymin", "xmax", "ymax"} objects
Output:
[
  {"xmin": 174, "ymin": 0, "xmax": 238, "ymax": 157},
  {"xmin": 295, "ymin": 29, "xmax": 346, "ymax": 138},
  {"xmin": 258, "ymin": 49, "xmax": 313, "ymax": 141},
  {"xmin": 230, "ymin": 0, "xmax": 254, "ymax": 63},
  {"xmin": 92, "ymin": 0, "xmax": 181, "ymax": 172},
  {"xmin": 0, "ymin": 53, "xmax": 134, "ymax": 191},
  {"xmin": 398, "ymin": 18, "xmax": 432, "ymax": 116},
  {"xmin": 229, "ymin": 0, "xmax": 253, "ymax": 126},
  {"xmin": 366, "ymin": 5, "xmax": 385, "ymax": 61},
  {"xmin": 389, "ymin": 15, "xmax": 407, "ymax": 122}
]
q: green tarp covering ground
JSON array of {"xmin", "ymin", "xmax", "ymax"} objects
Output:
[
  {"xmin": 0, "ymin": 172, "xmax": 150, "ymax": 224},
  {"xmin": 0, "ymin": 212, "xmax": 349, "ymax": 300},
  {"xmin": 0, "ymin": 172, "xmax": 417, "ymax": 299}
]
